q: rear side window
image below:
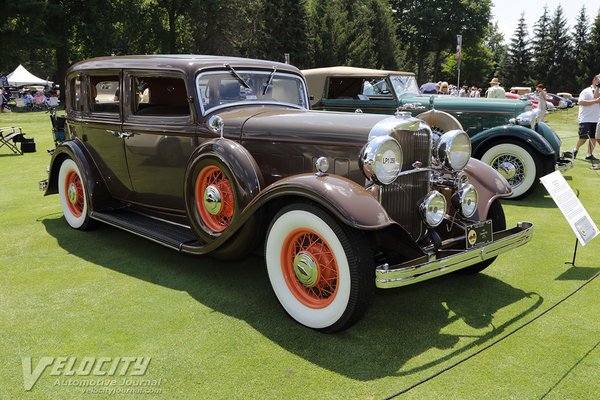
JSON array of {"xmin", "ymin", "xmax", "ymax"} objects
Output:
[
  {"xmin": 89, "ymin": 75, "xmax": 120, "ymax": 114},
  {"xmin": 130, "ymin": 76, "xmax": 189, "ymax": 116},
  {"xmin": 68, "ymin": 75, "xmax": 83, "ymax": 112}
]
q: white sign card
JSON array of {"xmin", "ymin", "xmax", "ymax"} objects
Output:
[{"xmin": 540, "ymin": 171, "xmax": 599, "ymax": 246}]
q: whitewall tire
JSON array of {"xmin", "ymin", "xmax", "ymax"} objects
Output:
[
  {"xmin": 58, "ymin": 158, "xmax": 91, "ymax": 230},
  {"xmin": 480, "ymin": 142, "xmax": 539, "ymax": 199},
  {"xmin": 265, "ymin": 203, "xmax": 373, "ymax": 332}
]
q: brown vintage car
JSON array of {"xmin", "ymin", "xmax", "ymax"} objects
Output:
[{"xmin": 40, "ymin": 55, "xmax": 533, "ymax": 332}]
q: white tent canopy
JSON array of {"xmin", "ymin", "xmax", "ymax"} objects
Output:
[{"xmin": 6, "ymin": 64, "xmax": 51, "ymax": 87}]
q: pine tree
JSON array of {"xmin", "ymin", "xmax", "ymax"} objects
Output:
[
  {"xmin": 582, "ymin": 11, "xmax": 600, "ymax": 84},
  {"xmin": 546, "ymin": 5, "xmax": 572, "ymax": 91},
  {"xmin": 572, "ymin": 6, "xmax": 589, "ymax": 91},
  {"xmin": 531, "ymin": 6, "xmax": 552, "ymax": 86},
  {"xmin": 504, "ymin": 13, "xmax": 531, "ymax": 87}
]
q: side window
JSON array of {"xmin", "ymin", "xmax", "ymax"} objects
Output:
[
  {"xmin": 130, "ymin": 76, "xmax": 189, "ymax": 116},
  {"xmin": 68, "ymin": 75, "xmax": 83, "ymax": 111},
  {"xmin": 89, "ymin": 75, "xmax": 120, "ymax": 114}
]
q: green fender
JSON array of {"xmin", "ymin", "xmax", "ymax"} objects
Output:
[{"xmin": 470, "ymin": 125, "xmax": 555, "ymax": 159}]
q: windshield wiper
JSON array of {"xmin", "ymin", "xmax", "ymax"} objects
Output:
[
  {"xmin": 224, "ymin": 64, "xmax": 250, "ymax": 89},
  {"xmin": 263, "ymin": 66, "xmax": 277, "ymax": 95}
]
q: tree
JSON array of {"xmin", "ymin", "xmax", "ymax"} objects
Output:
[
  {"xmin": 582, "ymin": 11, "xmax": 600, "ymax": 86},
  {"xmin": 504, "ymin": 13, "xmax": 531, "ymax": 87},
  {"xmin": 545, "ymin": 5, "xmax": 572, "ymax": 91},
  {"xmin": 391, "ymin": 0, "xmax": 492, "ymax": 83},
  {"xmin": 572, "ymin": 6, "xmax": 590, "ymax": 91},
  {"xmin": 531, "ymin": 6, "xmax": 552, "ymax": 86}
]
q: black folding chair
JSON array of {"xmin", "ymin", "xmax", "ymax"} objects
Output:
[{"xmin": 0, "ymin": 127, "xmax": 25, "ymax": 155}]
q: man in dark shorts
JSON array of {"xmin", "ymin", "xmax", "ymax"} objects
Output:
[{"xmin": 574, "ymin": 74, "xmax": 600, "ymax": 161}]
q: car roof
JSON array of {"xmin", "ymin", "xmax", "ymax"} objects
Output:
[
  {"xmin": 68, "ymin": 55, "xmax": 302, "ymax": 76},
  {"xmin": 302, "ymin": 66, "xmax": 414, "ymax": 96}
]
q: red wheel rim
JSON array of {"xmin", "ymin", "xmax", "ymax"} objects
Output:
[
  {"xmin": 195, "ymin": 165, "xmax": 235, "ymax": 233},
  {"xmin": 64, "ymin": 169, "xmax": 84, "ymax": 217},
  {"xmin": 281, "ymin": 228, "xmax": 339, "ymax": 309}
]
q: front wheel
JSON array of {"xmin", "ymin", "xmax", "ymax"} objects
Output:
[
  {"xmin": 58, "ymin": 158, "xmax": 93, "ymax": 230},
  {"xmin": 457, "ymin": 200, "xmax": 506, "ymax": 275},
  {"xmin": 265, "ymin": 203, "xmax": 374, "ymax": 332},
  {"xmin": 479, "ymin": 142, "xmax": 540, "ymax": 199}
]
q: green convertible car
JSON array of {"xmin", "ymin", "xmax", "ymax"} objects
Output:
[{"xmin": 303, "ymin": 67, "xmax": 572, "ymax": 199}]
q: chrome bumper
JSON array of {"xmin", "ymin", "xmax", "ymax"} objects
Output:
[
  {"xmin": 556, "ymin": 154, "xmax": 573, "ymax": 173},
  {"xmin": 375, "ymin": 222, "xmax": 533, "ymax": 288}
]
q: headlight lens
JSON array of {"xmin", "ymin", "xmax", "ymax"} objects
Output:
[
  {"xmin": 452, "ymin": 183, "xmax": 478, "ymax": 218},
  {"xmin": 359, "ymin": 136, "xmax": 403, "ymax": 185},
  {"xmin": 434, "ymin": 130, "xmax": 471, "ymax": 170},
  {"xmin": 420, "ymin": 191, "xmax": 446, "ymax": 227}
]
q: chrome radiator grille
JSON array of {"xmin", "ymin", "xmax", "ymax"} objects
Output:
[{"xmin": 382, "ymin": 128, "xmax": 431, "ymax": 239}]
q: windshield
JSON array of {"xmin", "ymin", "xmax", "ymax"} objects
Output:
[
  {"xmin": 196, "ymin": 70, "xmax": 309, "ymax": 114},
  {"xmin": 389, "ymin": 75, "xmax": 420, "ymax": 97}
]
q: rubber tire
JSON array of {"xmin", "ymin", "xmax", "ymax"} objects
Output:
[
  {"xmin": 456, "ymin": 200, "xmax": 506, "ymax": 275},
  {"xmin": 58, "ymin": 158, "xmax": 93, "ymax": 230},
  {"xmin": 479, "ymin": 141, "xmax": 540, "ymax": 199},
  {"xmin": 265, "ymin": 203, "xmax": 374, "ymax": 333}
]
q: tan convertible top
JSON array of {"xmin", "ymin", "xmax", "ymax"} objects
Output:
[{"xmin": 302, "ymin": 66, "xmax": 414, "ymax": 104}]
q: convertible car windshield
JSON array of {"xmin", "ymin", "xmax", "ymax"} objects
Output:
[
  {"xmin": 197, "ymin": 70, "xmax": 309, "ymax": 114},
  {"xmin": 390, "ymin": 75, "xmax": 420, "ymax": 97}
]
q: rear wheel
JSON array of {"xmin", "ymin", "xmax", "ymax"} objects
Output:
[
  {"xmin": 457, "ymin": 200, "xmax": 506, "ymax": 275},
  {"xmin": 58, "ymin": 158, "xmax": 92, "ymax": 230},
  {"xmin": 265, "ymin": 203, "xmax": 374, "ymax": 332}
]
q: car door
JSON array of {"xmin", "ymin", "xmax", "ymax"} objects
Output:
[
  {"xmin": 81, "ymin": 71, "xmax": 133, "ymax": 200},
  {"xmin": 121, "ymin": 70, "xmax": 198, "ymax": 211}
]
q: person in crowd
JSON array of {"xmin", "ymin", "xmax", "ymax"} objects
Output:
[
  {"xmin": 486, "ymin": 77, "xmax": 505, "ymax": 98},
  {"xmin": 459, "ymin": 85, "xmax": 468, "ymax": 97},
  {"xmin": 439, "ymin": 81, "xmax": 450, "ymax": 95},
  {"xmin": 573, "ymin": 74, "xmax": 600, "ymax": 161},
  {"xmin": 22, "ymin": 90, "xmax": 34, "ymax": 109},
  {"xmin": 2, "ymin": 89, "xmax": 11, "ymax": 111},
  {"xmin": 535, "ymin": 84, "xmax": 548, "ymax": 122}
]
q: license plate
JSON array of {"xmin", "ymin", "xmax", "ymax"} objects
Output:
[{"xmin": 466, "ymin": 220, "xmax": 493, "ymax": 249}]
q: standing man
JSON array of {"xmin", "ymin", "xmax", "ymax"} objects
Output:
[
  {"xmin": 574, "ymin": 74, "xmax": 600, "ymax": 161},
  {"xmin": 536, "ymin": 84, "xmax": 548, "ymax": 122},
  {"xmin": 487, "ymin": 78, "xmax": 505, "ymax": 98}
]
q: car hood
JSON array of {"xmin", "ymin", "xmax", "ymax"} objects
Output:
[
  {"xmin": 218, "ymin": 106, "xmax": 390, "ymax": 145},
  {"xmin": 401, "ymin": 94, "xmax": 529, "ymax": 115}
]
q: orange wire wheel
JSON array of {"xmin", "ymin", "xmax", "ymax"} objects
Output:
[
  {"xmin": 64, "ymin": 169, "xmax": 84, "ymax": 218},
  {"xmin": 195, "ymin": 164, "xmax": 235, "ymax": 233},
  {"xmin": 281, "ymin": 228, "xmax": 339, "ymax": 309}
]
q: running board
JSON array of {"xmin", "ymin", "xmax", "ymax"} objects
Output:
[{"xmin": 91, "ymin": 209, "xmax": 200, "ymax": 251}]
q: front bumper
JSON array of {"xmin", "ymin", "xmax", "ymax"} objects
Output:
[
  {"xmin": 556, "ymin": 154, "xmax": 573, "ymax": 173},
  {"xmin": 375, "ymin": 222, "xmax": 533, "ymax": 288}
]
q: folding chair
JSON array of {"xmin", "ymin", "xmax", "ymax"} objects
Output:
[{"xmin": 0, "ymin": 127, "xmax": 25, "ymax": 155}]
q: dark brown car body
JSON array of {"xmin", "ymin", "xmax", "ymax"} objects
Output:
[{"xmin": 41, "ymin": 55, "xmax": 533, "ymax": 332}]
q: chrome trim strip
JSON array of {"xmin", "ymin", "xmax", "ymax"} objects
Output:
[{"xmin": 375, "ymin": 222, "xmax": 533, "ymax": 288}]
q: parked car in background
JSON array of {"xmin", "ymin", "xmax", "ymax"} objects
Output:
[
  {"xmin": 557, "ymin": 92, "xmax": 578, "ymax": 105},
  {"xmin": 303, "ymin": 66, "xmax": 572, "ymax": 199},
  {"xmin": 510, "ymin": 86, "xmax": 532, "ymax": 95},
  {"xmin": 39, "ymin": 55, "xmax": 534, "ymax": 332},
  {"xmin": 505, "ymin": 92, "xmax": 520, "ymax": 100},
  {"xmin": 524, "ymin": 92, "xmax": 569, "ymax": 109}
]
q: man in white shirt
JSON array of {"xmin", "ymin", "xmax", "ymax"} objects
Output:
[
  {"xmin": 574, "ymin": 74, "xmax": 600, "ymax": 161},
  {"xmin": 486, "ymin": 78, "xmax": 505, "ymax": 99}
]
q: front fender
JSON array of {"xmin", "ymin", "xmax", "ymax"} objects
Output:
[
  {"xmin": 470, "ymin": 125, "xmax": 555, "ymax": 158},
  {"xmin": 252, "ymin": 174, "xmax": 394, "ymax": 230},
  {"xmin": 463, "ymin": 158, "xmax": 511, "ymax": 219},
  {"xmin": 535, "ymin": 122, "xmax": 562, "ymax": 155}
]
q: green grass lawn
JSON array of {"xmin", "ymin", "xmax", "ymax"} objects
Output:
[{"xmin": 1, "ymin": 108, "xmax": 599, "ymax": 399}]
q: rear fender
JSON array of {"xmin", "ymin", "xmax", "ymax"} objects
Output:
[{"xmin": 44, "ymin": 139, "xmax": 112, "ymax": 211}]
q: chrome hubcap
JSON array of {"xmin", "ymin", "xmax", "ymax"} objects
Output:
[
  {"xmin": 203, "ymin": 185, "xmax": 222, "ymax": 215},
  {"xmin": 293, "ymin": 251, "xmax": 319, "ymax": 287},
  {"xmin": 497, "ymin": 161, "xmax": 516, "ymax": 180},
  {"xmin": 68, "ymin": 183, "xmax": 77, "ymax": 205}
]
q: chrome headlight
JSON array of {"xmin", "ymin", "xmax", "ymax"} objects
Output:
[
  {"xmin": 419, "ymin": 191, "xmax": 446, "ymax": 227},
  {"xmin": 452, "ymin": 183, "xmax": 478, "ymax": 218},
  {"xmin": 513, "ymin": 110, "xmax": 538, "ymax": 130},
  {"xmin": 360, "ymin": 136, "xmax": 403, "ymax": 185},
  {"xmin": 433, "ymin": 130, "xmax": 471, "ymax": 170}
]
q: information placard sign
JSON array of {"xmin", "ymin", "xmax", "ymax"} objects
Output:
[{"xmin": 540, "ymin": 171, "xmax": 599, "ymax": 246}]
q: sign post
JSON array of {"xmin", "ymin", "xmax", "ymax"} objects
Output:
[{"xmin": 456, "ymin": 35, "xmax": 462, "ymax": 89}]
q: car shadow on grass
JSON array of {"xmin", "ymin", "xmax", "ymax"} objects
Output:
[{"xmin": 43, "ymin": 217, "xmax": 543, "ymax": 381}]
